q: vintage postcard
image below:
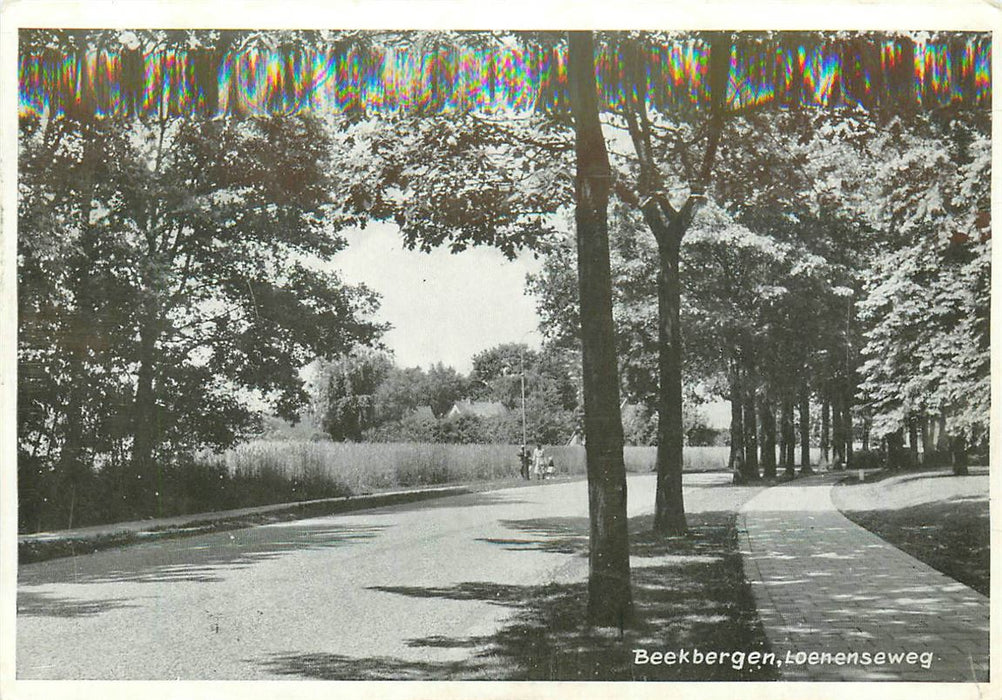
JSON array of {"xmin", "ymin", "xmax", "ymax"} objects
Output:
[{"xmin": 0, "ymin": 2, "xmax": 997, "ymax": 699}]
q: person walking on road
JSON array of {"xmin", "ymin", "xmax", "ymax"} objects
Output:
[
  {"xmin": 518, "ymin": 445, "xmax": 531, "ymax": 480},
  {"xmin": 532, "ymin": 444, "xmax": 546, "ymax": 480}
]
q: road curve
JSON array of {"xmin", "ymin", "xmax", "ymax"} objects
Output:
[{"xmin": 18, "ymin": 472, "xmax": 728, "ymax": 679}]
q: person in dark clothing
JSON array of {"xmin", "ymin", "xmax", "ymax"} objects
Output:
[{"xmin": 518, "ymin": 445, "xmax": 531, "ymax": 480}]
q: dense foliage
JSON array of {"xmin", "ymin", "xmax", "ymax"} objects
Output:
[
  {"xmin": 18, "ymin": 105, "xmax": 381, "ymax": 530},
  {"xmin": 307, "ymin": 343, "xmax": 583, "ymax": 446}
]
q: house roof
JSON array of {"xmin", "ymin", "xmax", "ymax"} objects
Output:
[
  {"xmin": 447, "ymin": 400, "xmax": 509, "ymax": 419},
  {"xmin": 410, "ymin": 405, "xmax": 436, "ymax": 420}
]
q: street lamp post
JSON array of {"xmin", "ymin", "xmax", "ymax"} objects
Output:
[{"xmin": 520, "ymin": 345, "xmax": 527, "ymax": 447}]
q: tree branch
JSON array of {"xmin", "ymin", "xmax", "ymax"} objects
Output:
[{"xmin": 612, "ymin": 179, "xmax": 641, "ymax": 208}]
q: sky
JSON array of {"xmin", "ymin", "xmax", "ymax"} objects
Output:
[{"xmin": 332, "ymin": 222, "xmax": 545, "ymax": 373}]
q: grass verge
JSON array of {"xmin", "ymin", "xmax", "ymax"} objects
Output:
[
  {"xmin": 833, "ymin": 469, "xmax": 989, "ymax": 596},
  {"xmin": 838, "ymin": 501, "xmax": 989, "ymax": 596}
]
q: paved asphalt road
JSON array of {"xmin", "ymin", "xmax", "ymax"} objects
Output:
[{"xmin": 18, "ymin": 472, "xmax": 729, "ymax": 680}]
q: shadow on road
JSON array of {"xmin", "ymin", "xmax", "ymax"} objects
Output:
[
  {"xmin": 19, "ymin": 523, "xmax": 389, "ymax": 588},
  {"xmin": 368, "ymin": 582, "xmax": 529, "ymax": 608},
  {"xmin": 258, "ymin": 652, "xmax": 467, "ymax": 680},
  {"xmin": 339, "ymin": 491, "xmax": 534, "ymax": 516},
  {"xmin": 477, "ymin": 516, "xmax": 590, "ymax": 555},
  {"xmin": 839, "ymin": 497, "xmax": 990, "ymax": 598},
  {"xmin": 17, "ymin": 591, "xmax": 141, "ymax": 618},
  {"xmin": 698, "ymin": 480, "xmax": 788, "ymax": 490},
  {"xmin": 257, "ymin": 511, "xmax": 777, "ymax": 681}
]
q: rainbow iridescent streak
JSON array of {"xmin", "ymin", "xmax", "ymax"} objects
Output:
[{"xmin": 18, "ymin": 38, "xmax": 992, "ymax": 119}]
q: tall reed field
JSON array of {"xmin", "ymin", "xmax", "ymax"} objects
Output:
[
  {"xmin": 209, "ymin": 441, "xmax": 746, "ymax": 498},
  {"xmin": 21, "ymin": 441, "xmax": 822, "ymax": 533}
]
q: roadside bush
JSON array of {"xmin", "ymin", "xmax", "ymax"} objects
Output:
[
  {"xmin": 17, "ymin": 450, "xmax": 352, "ymax": 534},
  {"xmin": 918, "ymin": 449, "xmax": 950, "ymax": 468},
  {"xmin": 850, "ymin": 449, "xmax": 884, "ymax": 470},
  {"xmin": 17, "ymin": 453, "xmax": 54, "ymax": 533}
]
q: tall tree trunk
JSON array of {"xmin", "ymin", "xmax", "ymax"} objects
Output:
[
  {"xmin": 886, "ymin": 429, "xmax": 904, "ymax": 470},
  {"xmin": 759, "ymin": 393, "xmax": 777, "ymax": 479},
  {"xmin": 842, "ymin": 388, "xmax": 854, "ymax": 469},
  {"xmin": 920, "ymin": 415, "xmax": 930, "ymax": 463},
  {"xmin": 727, "ymin": 358, "xmax": 745, "ymax": 481},
  {"xmin": 842, "ymin": 290, "xmax": 856, "ymax": 469},
  {"xmin": 862, "ymin": 414, "xmax": 871, "ymax": 452},
  {"xmin": 59, "ymin": 122, "xmax": 100, "ymax": 528},
  {"xmin": 568, "ymin": 31, "xmax": 632, "ymax": 628},
  {"xmin": 951, "ymin": 435, "xmax": 969, "ymax": 476},
  {"xmin": 781, "ymin": 397, "xmax": 796, "ymax": 477},
  {"xmin": 58, "ymin": 358, "xmax": 87, "ymax": 530},
  {"xmin": 620, "ymin": 34, "xmax": 728, "ymax": 533},
  {"xmin": 936, "ymin": 413, "xmax": 949, "ymax": 452},
  {"xmin": 742, "ymin": 353, "xmax": 759, "ymax": 480},
  {"xmin": 131, "ymin": 313, "xmax": 162, "ymax": 515},
  {"xmin": 820, "ymin": 392, "xmax": 831, "ymax": 469},
  {"xmin": 777, "ymin": 397, "xmax": 788, "ymax": 472},
  {"xmin": 832, "ymin": 385, "xmax": 845, "ymax": 469},
  {"xmin": 798, "ymin": 386, "xmax": 812, "ymax": 475},
  {"xmin": 654, "ymin": 237, "xmax": 687, "ymax": 533},
  {"xmin": 907, "ymin": 416, "xmax": 919, "ymax": 469}
]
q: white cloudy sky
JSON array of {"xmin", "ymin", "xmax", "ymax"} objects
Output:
[{"xmin": 332, "ymin": 222, "xmax": 545, "ymax": 373}]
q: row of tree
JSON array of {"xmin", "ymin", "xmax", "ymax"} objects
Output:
[
  {"xmin": 525, "ymin": 65, "xmax": 989, "ymax": 485},
  {"xmin": 556, "ymin": 31, "xmax": 988, "ymax": 623}
]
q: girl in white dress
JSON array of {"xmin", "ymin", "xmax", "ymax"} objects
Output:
[{"xmin": 532, "ymin": 445, "xmax": 545, "ymax": 480}]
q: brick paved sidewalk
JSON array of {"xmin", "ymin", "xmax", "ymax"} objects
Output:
[{"xmin": 738, "ymin": 475, "xmax": 989, "ymax": 682}]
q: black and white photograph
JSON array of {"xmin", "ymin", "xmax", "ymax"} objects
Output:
[{"xmin": 0, "ymin": 1, "xmax": 997, "ymax": 697}]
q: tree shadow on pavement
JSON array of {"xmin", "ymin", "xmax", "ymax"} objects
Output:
[
  {"xmin": 18, "ymin": 523, "xmax": 389, "ymax": 587},
  {"xmin": 258, "ymin": 511, "xmax": 777, "ymax": 681},
  {"xmin": 368, "ymin": 582, "xmax": 529, "ymax": 608},
  {"xmin": 258, "ymin": 652, "xmax": 467, "ymax": 680},
  {"xmin": 17, "ymin": 591, "xmax": 140, "ymax": 618},
  {"xmin": 699, "ymin": 480, "xmax": 784, "ymax": 490},
  {"xmin": 340, "ymin": 491, "xmax": 533, "ymax": 516},
  {"xmin": 840, "ymin": 498, "xmax": 990, "ymax": 597},
  {"xmin": 476, "ymin": 516, "xmax": 591, "ymax": 555},
  {"xmin": 740, "ymin": 506, "xmax": 989, "ymax": 682}
]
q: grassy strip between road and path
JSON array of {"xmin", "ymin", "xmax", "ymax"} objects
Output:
[{"xmin": 832, "ymin": 467, "xmax": 989, "ymax": 596}]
